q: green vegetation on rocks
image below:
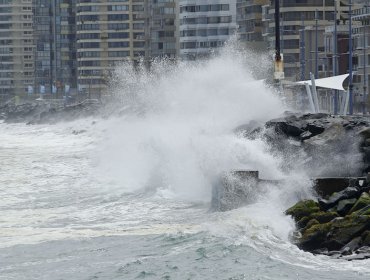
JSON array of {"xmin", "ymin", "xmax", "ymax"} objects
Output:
[
  {"xmin": 349, "ymin": 192, "xmax": 370, "ymax": 214},
  {"xmin": 285, "ymin": 200, "xmax": 320, "ymax": 221},
  {"xmin": 286, "ymin": 186, "xmax": 370, "ymax": 260}
]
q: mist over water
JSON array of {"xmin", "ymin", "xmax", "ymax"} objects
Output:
[{"xmin": 97, "ymin": 45, "xmax": 288, "ymax": 202}]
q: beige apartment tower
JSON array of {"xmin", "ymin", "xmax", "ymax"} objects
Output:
[
  {"xmin": 0, "ymin": 0, "xmax": 34, "ymax": 102},
  {"xmin": 76, "ymin": 0, "xmax": 146, "ymax": 96}
]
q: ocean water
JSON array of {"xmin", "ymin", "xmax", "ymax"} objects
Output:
[{"xmin": 1, "ymin": 47, "xmax": 370, "ymax": 279}]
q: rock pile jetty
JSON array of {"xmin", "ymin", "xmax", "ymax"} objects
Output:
[
  {"xmin": 237, "ymin": 112, "xmax": 370, "ymax": 176},
  {"xmin": 236, "ymin": 112, "xmax": 370, "ymax": 259},
  {"xmin": 286, "ymin": 183, "xmax": 370, "ymax": 260}
]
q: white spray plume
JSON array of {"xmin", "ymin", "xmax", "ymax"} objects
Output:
[{"xmin": 96, "ymin": 44, "xmax": 287, "ymax": 201}]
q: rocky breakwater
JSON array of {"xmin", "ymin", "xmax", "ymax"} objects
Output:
[
  {"xmin": 238, "ymin": 113, "xmax": 370, "ymax": 176},
  {"xmin": 237, "ymin": 113, "xmax": 370, "ymax": 259},
  {"xmin": 286, "ymin": 183, "xmax": 370, "ymax": 260},
  {"xmin": 0, "ymin": 99, "xmax": 102, "ymax": 124}
]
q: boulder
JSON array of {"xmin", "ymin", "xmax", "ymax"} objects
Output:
[
  {"xmin": 265, "ymin": 120, "xmax": 304, "ymax": 138},
  {"xmin": 335, "ymin": 198, "xmax": 358, "ymax": 216},
  {"xmin": 349, "ymin": 192, "xmax": 370, "ymax": 214},
  {"xmin": 285, "ymin": 200, "xmax": 320, "ymax": 222},
  {"xmin": 298, "ymin": 222, "xmax": 331, "ymax": 251},
  {"xmin": 310, "ymin": 211, "xmax": 339, "ymax": 224},
  {"xmin": 361, "ymin": 231, "xmax": 370, "ymax": 246},
  {"xmin": 306, "ymin": 123, "xmax": 325, "ymax": 135},
  {"xmin": 302, "ymin": 219, "xmax": 320, "ymax": 233},
  {"xmin": 318, "ymin": 187, "xmax": 360, "ymax": 211},
  {"xmin": 324, "ymin": 214, "xmax": 370, "ymax": 250},
  {"xmin": 358, "ymin": 127, "xmax": 370, "ymax": 139},
  {"xmin": 296, "ymin": 211, "xmax": 338, "ymax": 229},
  {"xmin": 342, "ymin": 246, "xmax": 370, "ymax": 260},
  {"xmin": 340, "ymin": 237, "xmax": 362, "ymax": 255}
]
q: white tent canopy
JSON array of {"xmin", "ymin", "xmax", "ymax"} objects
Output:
[{"xmin": 296, "ymin": 74, "xmax": 349, "ymax": 91}]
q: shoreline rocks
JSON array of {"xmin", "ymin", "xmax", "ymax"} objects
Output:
[
  {"xmin": 236, "ymin": 112, "xmax": 370, "ymax": 260},
  {"xmin": 237, "ymin": 112, "xmax": 370, "ymax": 177},
  {"xmin": 286, "ymin": 184, "xmax": 370, "ymax": 260}
]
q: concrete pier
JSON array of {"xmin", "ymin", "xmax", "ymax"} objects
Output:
[
  {"xmin": 211, "ymin": 171, "xmax": 260, "ymax": 211},
  {"xmin": 211, "ymin": 170, "xmax": 369, "ymax": 211},
  {"xmin": 313, "ymin": 177, "xmax": 367, "ymax": 198}
]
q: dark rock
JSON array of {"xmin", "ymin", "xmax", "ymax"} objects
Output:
[
  {"xmin": 298, "ymin": 222, "xmax": 331, "ymax": 251},
  {"xmin": 355, "ymin": 245, "xmax": 370, "ymax": 254},
  {"xmin": 355, "ymin": 205, "xmax": 370, "ymax": 216},
  {"xmin": 358, "ymin": 127, "xmax": 370, "ymax": 139},
  {"xmin": 325, "ymin": 214, "xmax": 370, "ymax": 249},
  {"xmin": 297, "ymin": 216, "xmax": 311, "ymax": 229},
  {"xmin": 341, "ymin": 245, "xmax": 370, "ymax": 260},
  {"xmin": 318, "ymin": 187, "xmax": 360, "ymax": 211},
  {"xmin": 314, "ymin": 178, "xmax": 352, "ymax": 198},
  {"xmin": 285, "ymin": 200, "xmax": 320, "ymax": 222},
  {"xmin": 296, "ymin": 211, "xmax": 338, "ymax": 229},
  {"xmin": 301, "ymin": 113, "xmax": 329, "ymax": 120},
  {"xmin": 336, "ymin": 198, "xmax": 358, "ymax": 216},
  {"xmin": 302, "ymin": 219, "xmax": 320, "ymax": 233},
  {"xmin": 362, "ymin": 147, "xmax": 370, "ymax": 162},
  {"xmin": 265, "ymin": 120, "xmax": 304, "ymax": 138},
  {"xmin": 349, "ymin": 192, "xmax": 370, "ymax": 214},
  {"xmin": 364, "ymin": 139, "xmax": 370, "ymax": 147},
  {"xmin": 306, "ymin": 123, "xmax": 325, "ymax": 135},
  {"xmin": 310, "ymin": 211, "xmax": 339, "ymax": 224},
  {"xmin": 340, "ymin": 237, "xmax": 362, "ymax": 255},
  {"xmin": 311, "ymin": 248, "xmax": 329, "ymax": 255},
  {"xmin": 361, "ymin": 231, "xmax": 370, "ymax": 246},
  {"xmin": 326, "ymin": 250, "xmax": 342, "ymax": 257},
  {"xmin": 342, "ymin": 254, "xmax": 370, "ymax": 260}
]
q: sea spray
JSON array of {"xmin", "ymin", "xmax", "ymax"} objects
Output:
[{"xmin": 95, "ymin": 44, "xmax": 295, "ymax": 202}]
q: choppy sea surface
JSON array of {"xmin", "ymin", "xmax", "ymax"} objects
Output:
[
  {"xmin": 1, "ymin": 48, "xmax": 370, "ymax": 279},
  {"xmin": 1, "ymin": 119, "xmax": 370, "ymax": 280}
]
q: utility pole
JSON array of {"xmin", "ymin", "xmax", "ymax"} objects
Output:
[
  {"xmin": 315, "ymin": 9, "xmax": 319, "ymax": 79},
  {"xmin": 363, "ymin": 19, "xmax": 367, "ymax": 114},
  {"xmin": 334, "ymin": 0, "xmax": 339, "ymax": 115},
  {"xmin": 349, "ymin": 0, "xmax": 354, "ymax": 115},
  {"xmin": 300, "ymin": 14, "xmax": 305, "ymax": 81},
  {"xmin": 274, "ymin": 0, "xmax": 284, "ymax": 81},
  {"xmin": 275, "ymin": 0, "xmax": 281, "ymax": 62},
  {"xmin": 300, "ymin": 14, "xmax": 306, "ymax": 110}
]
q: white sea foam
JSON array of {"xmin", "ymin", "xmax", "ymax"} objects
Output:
[{"xmin": 96, "ymin": 44, "xmax": 286, "ymax": 202}]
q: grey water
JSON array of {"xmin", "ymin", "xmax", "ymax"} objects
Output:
[{"xmin": 1, "ymin": 48, "xmax": 370, "ymax": 279}]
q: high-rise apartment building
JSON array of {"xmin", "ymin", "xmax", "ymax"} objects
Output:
[
  {"xmin": 236, "ymin": 0, "xmax": 269, "ymax": 50},
  {"xmin": 147, "ymin": 0, "xmax": 178, "ymax": 59},
  {"xmin": 178, "ymin": 0, "xmax": 237, "ymax": 60},
  {"xmin": 0, "ymin": 0, "xmax": 34, "ymax": 102},
  {"xmin": 34, "ymin": 0, "xmax": 77, "ymax": 96},
  {"xmin": 76, "ymin": 0, "xmax": 146, "ymax": 96}
]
